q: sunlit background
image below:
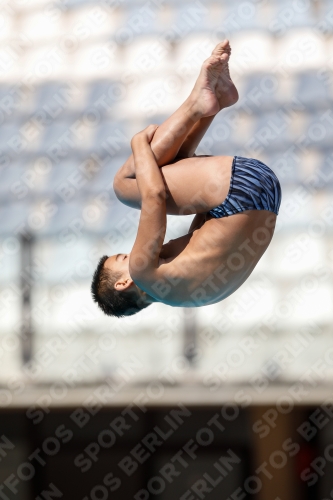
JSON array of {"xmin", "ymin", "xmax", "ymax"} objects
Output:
[{"xmin": 1, "ymin": 0, "xmax": 333, "ymax": 498}]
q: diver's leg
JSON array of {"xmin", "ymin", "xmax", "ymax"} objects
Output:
[
  {"xmin": 177, "ymin": 41, "xmax": 239, "ymax": 158},
  {"xmin": 146, "ymin": 36, "xmax": 239, "ymax": 163},
  {"xmin": 114, "ymin": 41, "xmax": 238, "ymax": 211},
  {"xmin": 115, "ymin": 57, "xmax": 224, "ymax": 184},
  {"xmin": 115, "ymin": 41, "xmax": 233, "ymax": 180}
]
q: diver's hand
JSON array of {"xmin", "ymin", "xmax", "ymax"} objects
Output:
[{"xmin": 131, "ymin": 124, "xmax": 159, "ymax": 149}]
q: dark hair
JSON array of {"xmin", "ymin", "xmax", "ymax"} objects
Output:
[{"xmin": 91, "ymin": 255, "xmax": 151, "ymax": 318}]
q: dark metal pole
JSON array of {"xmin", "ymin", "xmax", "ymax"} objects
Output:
[
  {"xmin": 183, "ymin": 307, "xmax": 197, "ymax": 366},
  {"xmin": 20, "ymin": 233, "xmax": 34, "ymax": 365}
]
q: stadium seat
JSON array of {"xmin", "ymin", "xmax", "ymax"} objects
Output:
[
  {"xmin": 242, "ymin": 73, "xmax": 284, "ymax": 112},
  {"xmin": 22, "ymin": 44, "xmax": 70, "ymax": 81},
  {"xmin": 305, "ymin": 112, "xmax": 333, "ymax": 150},
  {"xmin": 0, "ymin": 84, "xmax": 35, "ymax": 119},
  {"xmin": 224, "ymin": 2, "xmax": 272, "ymax": 31},
  {"xmin": 269, "ymin": 0, "xmax": 318, "ymax": 33},
  {"xmin": 21, "ymin": 10, "xmax": 65, "ymax": 43},
  {"xmin": 251, "ymin": 111, "xmax": 294, "ymax": 154},
  {"xmin": 67, "ymin": 4, "xmax": 123, "ymax": 40},
  {"xmin": 296, "ymin": 71, "xmax": 333, "ymax": 110},
  {"xmin": 175, "ymin": 35, "xmax": 216, "ymax": 78},
  {"xmin": 277, "ymin": 29, "xmax": 326, "ymax": 73},
  {"xmin": 122, "ymin": 36, "xmax": 172, "ymax": 76},
  {"xmin": 71, "ymin": 42, "xmax": 121, "ymax": 80},
  {"xmin": 120, "ymin": 74, "xmax": 182, "ymax": 117},
  {"xmin": 0, "ymin": 202, "xmax": 29, "ymax": 235},
  {"xmin": 232, "ymin": 31, "xmax": 274, "ymax": 73},
  {"xmin": 267, "ymin": 151, "xmax": 302, "ymax": 185}
]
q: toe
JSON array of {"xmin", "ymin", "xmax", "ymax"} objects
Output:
[
  {"xmin": 204, "ymin": 55, "xmax": 222, "ymax": 68},
  {"xmin": 213, "ymin": 40, "xmax": 231, "ymax": 56},
  {"xmin": 220, "ymin": 53, "xmax": 229, "ymax": 62}
]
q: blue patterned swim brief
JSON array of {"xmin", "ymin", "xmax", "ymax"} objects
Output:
[{"xmin": 208, "ymin": 156, "xmax": 282, "ymax": 218}]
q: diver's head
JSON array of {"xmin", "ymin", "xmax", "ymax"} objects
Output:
[{"xmin": 91, "ymin": 254, "xmax": 152, "ymax": 318}]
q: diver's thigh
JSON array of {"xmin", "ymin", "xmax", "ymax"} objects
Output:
[
  {"xmin": 161, "ymin": 156, "xmax": 232, "ymax": 215},
  {"xmin": 114, "ymin": 156, "xmax": 232, "ymax": 215}
]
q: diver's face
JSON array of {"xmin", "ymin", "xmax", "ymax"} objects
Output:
[{"xmin": 104, "ymin": 253, "xmax": 130, "ymax": 277}]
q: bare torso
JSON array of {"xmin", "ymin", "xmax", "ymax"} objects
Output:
[
  {"xmin": 156, "ymin": 209, "xmax": 277, "ymax": 307},
  {"xmin": 128, "ymin": 154, "xmax": 277, "ymax": 307}
]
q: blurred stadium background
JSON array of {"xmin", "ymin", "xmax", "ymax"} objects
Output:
[{"xmin": 1, "ymin": 0, "xmax": 333, "ymax": 498}]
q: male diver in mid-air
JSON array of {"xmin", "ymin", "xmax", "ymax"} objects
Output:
[{"xmin": 91, "ymin": 40, "xmax": 282, "ymax": 317}]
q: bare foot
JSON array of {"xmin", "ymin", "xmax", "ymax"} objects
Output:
[
  {"xmin": 190, "ymin": 40, "xmax": 238, "ymax": 117},
  {"xmin": 190, "ymin": 53, "xmax": 227, "ymax": 117},
  {"xmin": 213, "ymin": 40, "xmax": 239, "ymax": 110}
]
